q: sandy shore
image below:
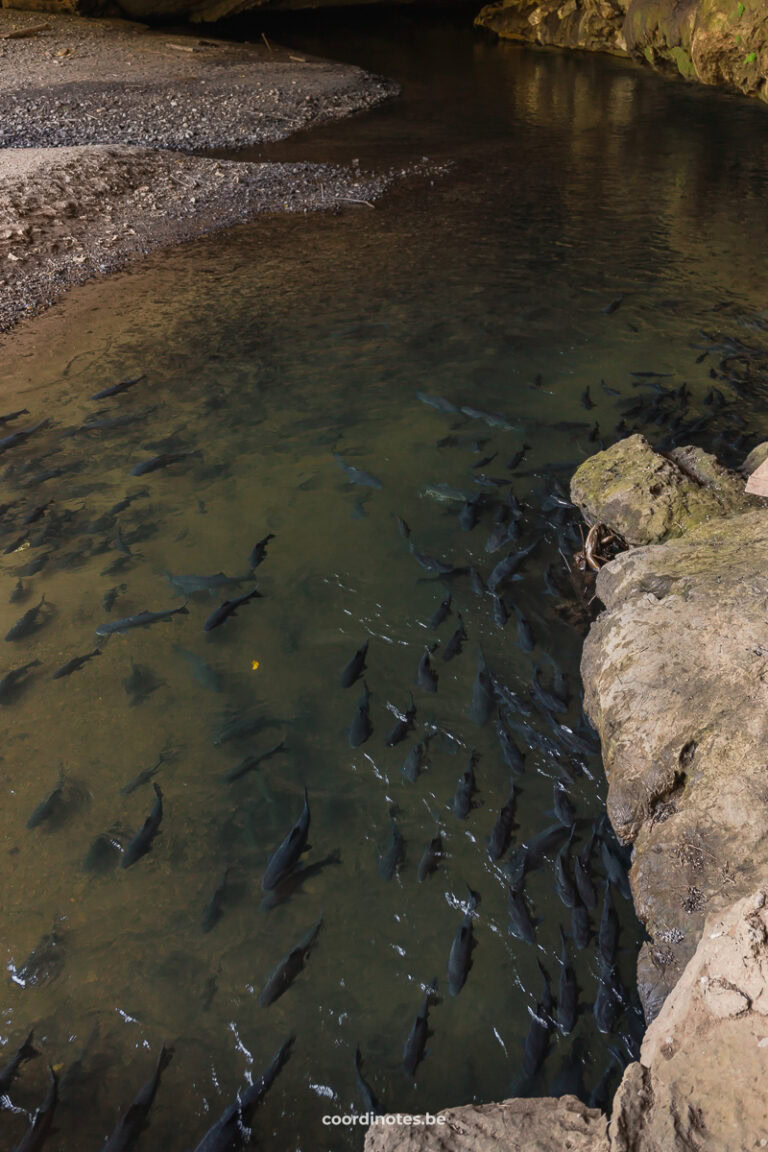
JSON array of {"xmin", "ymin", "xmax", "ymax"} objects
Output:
[{"xmin": 0, "ymin": 11, "xmax": 405, "ymax": 335}]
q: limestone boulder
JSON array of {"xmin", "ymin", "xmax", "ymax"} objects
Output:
[
  {"xmin": 569, "ymin": 433, "xmax": 760, "ymax": 545},
  {"xmin": 363, "ymin": 1097, "xmax": 609, "ymax": 1152}
]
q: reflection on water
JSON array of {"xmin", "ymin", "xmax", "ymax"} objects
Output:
[{"xmin": 2, "ymin": 14, "xmax": 768, "ymax": 1150}]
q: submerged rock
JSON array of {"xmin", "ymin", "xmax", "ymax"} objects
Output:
[
  {"xmin": 364, "ymin": 1097, "xmax": 609, "ymax": 1151},
  {"xmin": 570, "ymin": 433, "xmax": 761, "ymax": 545},
  {"xmin": 610, "ymin": 890, "xmax": 768, "ymax": 1151}
]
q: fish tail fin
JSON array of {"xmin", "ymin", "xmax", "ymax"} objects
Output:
[
  {"xmin": 178, "ymin": 604, "xmax": 190, "ymax": 616},
  {"xmin": 157, "ymin": 1044, "xmax": 174, "ymax": 1075},
  {"xmin": 20, "ymin": 1031, "xmax": 39, "ymax": 1062}
]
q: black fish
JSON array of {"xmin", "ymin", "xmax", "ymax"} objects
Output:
[
  {"xmin": 259, "ymin": 916, "xmax": 323, "ymax": 1006},
  {"xmin": 487, "ymin": 542, "xmax": 536, "ymax": 592},
  {"xmin": 121, "ymin": 784, "xmax": 163, "ymax": 868},
  {"xmin": 513, "ymin": 604, "xmax": 534, "ymax": 652},
  {"xmin": 469, "ymin": 649, "xmax": 494, "ymax": 726},
  {"xmin": 417, "ymin": 835, "xmax": 442, "ymax": 882},
  {"xmin": 340, "ymin": 639, "xmax": 368, "ymax": 688},
  {"xmin": 506, "ymin": 444, "xmax": 530, "ymax": 471},
  {"xmin": 121, "ymin": 754, "xmax": 164, "ymax": 795},
  {"xmin": 489, "ymin": 785, "xmax": 517, "ymax": 864},
  {"xmin": 470, "ymin": 566, "xmax": 486, "ymax": 597},
  {"xmin": 598, "ymin": 881, "xmax": 619, "ymax": 968},
  {"xmin": 13, "ymin": 1065, "xmax": 58, "ymax": 1152},
  {"xmin": 507, "ymin": 877, "xmax": 536, "ymax": 944},
  {"xmin": 0, "ymin": 1030, "xmax": 39, "ymax": 1095},
  {"xmin": 96, "ymin": 604, "xmax": 188, "ymax": 637},
  {"xmin": 201, "ymin": 868, "xmax": 232, "ymax": 934},
  {"xmin": 448, "ymin": 888, "xmax": 477, "ymax": 996},
  {"xmin": 6, "ymin": 594, "xmax": 47, "ymax": 641},
  {"xmin": 523, "ymin": 1002, "xmax": 551, "ymax": 1079},
  {"xmin": 428, "ymin": 595, "xmax": 451, "ymax": 630},
  {"xmin": 0, "ymin": 407, "xmax": 29, "ymax": 424},
  {"xmin": 262, "ymin": 788, "xmax": 310, "ymax": 891},
  {"xmin": 191, "ymin": 1038, "xmax": 293, "ymax": 1152},
  {"xmin": 442, "ymin": 613, "xmax": 466, "ymax": 661},
  {"xmin": 491, "ymin": 593, "xmax": 508, "ymax": 629},
  {"xmin": 333, "ymin": 454, "xmax": 382, "ymax": 489},
  {"xmin": 553, "ymin": 783, "xmax": 576, "ymax": 827},
  {"xmin": 532, "ymin": 665, "xmax": 568, "ymax": 714},
  {"xmin": 249, "ymin": 533, "xmax": 275, "ymax": 570},
  {"xmin": 452, "ymin": 756, "xmax": 476, "ymax": 819},
  {"xmin": 600, "ymin": 835, "xmax": 632, "ymax": 900},
  {"xmin": 417, "ymin": 645, "xmax": 438, "ymax": 693},
  {"xmin": 225, "ymin": 739, "xmax": 286, "ymax": 783},
  {"xmin": 525, "ymin": 822, "xmax": 571, "ymax": 867},
  {"xmin": 348, "ymin": 680, "xmax": 372, "ymax": 747},
  {"xmin": 556, "ymin": 928, "xmax": 577, "ymax": 1035},
  {"xmin": 602, "ymin": 297, "xmax": 623, "ymax": 315},
  {"xmin": 91, "ymin": 374, "xmax": 146, "ymax": 399},
  {"xmin": 411, "ymin": 546, "xmax": 457, "ymax": 576},
  {"xmin": 131, "ymin": 450, "xmax": 200, "ymax": 477},
  {"xmin": 14, "ymin": 921, "xmax": 63, "ymax": 987},
  {"xmin": 497, "ymin": 711, "xmax": 525, "ymax": 774},
  {"xmin": 101, "ymin": 1045, "xmax": 173, "ymax": 1152},
  {"xmin": 0, "ymin": 419, "xmax": 50, "ymax": 455},
  {"xmin": 571, "ymin": 896, "xmax": 591, "ymax": 950},
  {"xmin": 27, "ymin": 771, "xmax": 66, "ymax": 830},
  {"xmin": 554, "ymin": 831, "xmax": 577, "ymax": 909},
  {"xmin": 402, "ymin": 981, "xmax": 436, "ymax": 1077},
  {"xmin": 402, "ymin": 739, "xmax": 428, "ymax": 783},
  {"xmin": 459, "ymin": 495, "xmax": 481, "ymax": 531},
  {"xmin": 385, "ymin": 695, "xmax": 415, "ymax": 747},
  {"xmin": 203, "ymin": 588, "xmax": 262, "ymax": 632},
  {"xmin": 594, "ymin": 966, "xmax": 621, "ymax": 1034},
  {"xmin": 354, "ymin": 1047, "xmax": 377, "ymax": 1115},
  {"xmin": 51, "ymin": 649, "xmax": 100, "ymax": 680},
  {"xmin": 0, "ymin": 658, "xmax": 40, "ymax": 702},
  {"xmin": 574, "ymin": 836, "xmax": 597, "ymax": 909},
  {"xmin": 378, "ymin": 813, "xmax": 404, "ymax": 880}
]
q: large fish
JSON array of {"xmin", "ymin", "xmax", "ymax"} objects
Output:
[
  {"xmin": 340, "ymin": 640, "xmax": 368, "ymax": 689},
  {"xmin": 347, "ymin": 680, "xmax": 372, "ymax": 747},
  {"xmin": 258, "ymin": 917, "xmax": 323, "ymax": 1006},
  {"xmin": 262, "ymin": 789, "xmax": 310, "ymax": 891},
  {"xmin": 452, "ymin": 756, "xmax": 476, "ymax": 819},
  {"xmin": 191, "ymin": 1037, "xmax": 293, "ymax": 1152},
  {"xmin": 469, "ymin": 649, "xmax": 494, "ymax": 726},
  {"xmin": 417, "ymin": 835, "xmax": 442, "ymax": 882},
  {"xmin": 333, "ymin": 454, "xmax": 382, "ymax": 489},
  {"xmin": 12, "ymin": 1065, "xmax": 58, "ymax": 1152},
  {"xmin": 385, "ymin": 694, "xmax": 415, "ymax": 748},
  {"xmin": 507, "ymin": 877, "xmax": 536, "ymax": 945},
  {"xmin": 91, "ymin": 375, "xmax": 146, "ymax": 399},
  {"xmin": 6, "ymin": 594, "xmax": 48, "ymax": 641},
  {"xmin": 378, "ymin": 813, "xmax": 404, "ymax": 880},
  {"xmin": 52, "ymin": 649, "xmax": 100, "ymax": 680},
  {"xmin": 0, "ymin": 1030, "xmax": 39, "ymax": 1095},
  {"xmin": 354, "ymin": 1046, "xmax": 377, "ymax": 1115},
  {"xmin": 101, "ymin": 1045, "xmax": 173, "ymax": 1152},
  {"xmin": 556, "ymin": 928, "xmax": 577, "ymax": 1035},
  {"xmin": 121, "ymin": 784, "xmax": 163, "ymax": 868},
  {"xmin": 203, "ymin": 588, "xmax": 262, "ymax": 632},
  {"xmin": 402, "ymin": 981, "xmax": 436, "ymax": 1077},
  {"xmin": 447, "ymin": 889, "xmax": 478, "ymax": 996},
  {"xmin": 96, "ymin": 604, "xmax": 188, "ymax": 637},
  {"xmin": 0, "ymin": 659, "xmax": 41, "ymax": 701},
  {"xmin": 487, "ymin": 786, "xmax": 517, "ymax": 862},
  {"xmin": 131, "ymin": 450, "xmax": 200, "ymax": 477}
]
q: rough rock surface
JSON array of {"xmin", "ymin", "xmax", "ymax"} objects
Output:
[
  {"xmin": 363, "ymin": 1097, "xmax": 609, "ymax": 1152},
  {"xmin": 476, "ymin": 0, "xmax": 768, "ymax": 105},
  {"xmin": 610, "ymin": 891, "xmax": 768, "ymax": 1151},
  {"xmin": 570, "ymin": 433, "xmax": 762, "ymax": 545}
]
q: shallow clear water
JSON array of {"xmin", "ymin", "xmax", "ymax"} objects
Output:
[{"xmin": 2, "ymin": 14, "xmax": 768, "ymax": 1150}]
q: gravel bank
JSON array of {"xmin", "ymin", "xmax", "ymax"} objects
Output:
[
  {"xmin": 0, "ymin": 12, "xmax": 409, "ymax": 335},
  {"xmin": 0, "ymin": 12, "xmax": 398, "ymax": 150}
]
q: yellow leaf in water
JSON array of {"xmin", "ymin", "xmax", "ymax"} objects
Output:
[{"xmin": 251, "ymin": 660, "xmax": 260, "ymax": 671}]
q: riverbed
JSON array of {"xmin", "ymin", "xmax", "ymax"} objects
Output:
[{"xmin": 1, "ymin": 14, "xmax": 768, "ymax": 1151}]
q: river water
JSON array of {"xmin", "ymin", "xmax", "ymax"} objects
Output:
[{"xmin": 2, "ymin": 13, "xmax": 768, "ymax": 1151}]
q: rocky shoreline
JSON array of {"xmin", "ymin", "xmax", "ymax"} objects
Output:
[
  {"xmin": 0, "ymin": 11, "xmax": 403, "ymax": 335},
  {"xmin": 366, "ymin": 435, "xmax": 768, "ymax": 1150}
]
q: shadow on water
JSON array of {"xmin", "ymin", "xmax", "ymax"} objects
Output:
[{"xmin": 1, "ymin": 11, "xmax": 768, "ymax": 1150}]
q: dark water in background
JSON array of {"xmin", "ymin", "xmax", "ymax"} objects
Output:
[{"xmin": 2, "ymin": 13, "xmax": 768, "ymax": 1150}]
